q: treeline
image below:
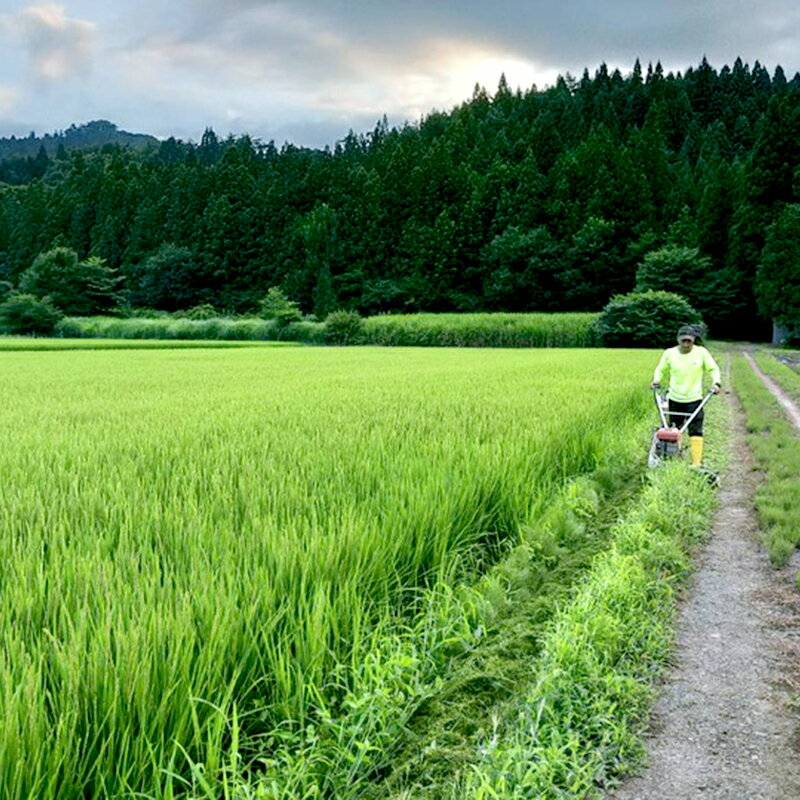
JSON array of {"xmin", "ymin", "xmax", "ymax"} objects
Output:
[
  {"xmin": 0, "ymin": 121, "xmax": 158, "ymax": 172},
  {"xmin": 1, "ymin": 57, "xmax": 799, "ymax": 337}
]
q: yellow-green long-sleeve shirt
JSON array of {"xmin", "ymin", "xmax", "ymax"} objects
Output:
[{"xmin": 653, "ymin": 345, "xmax": 721, "ymax": 402}]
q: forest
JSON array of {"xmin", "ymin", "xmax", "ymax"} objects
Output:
[{"xmin": 1, "ymin": 57, "xmax": 799, "ymax": 338}]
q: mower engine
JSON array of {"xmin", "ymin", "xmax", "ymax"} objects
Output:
[{"xmin": 653, "ymin": 426, "xmax": 682, "ymax": 459}]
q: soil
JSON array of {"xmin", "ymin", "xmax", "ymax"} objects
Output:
[{"xmin": 608, "ymin": 363, "xmax": 800, "ymax": 800}]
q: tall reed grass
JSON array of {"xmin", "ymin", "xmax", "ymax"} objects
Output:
[
  {"xmin": 59, "ymin": 312, "xmax": 599, "ymax": 348},
  {"xmin": 0, "ymin": 346, "xmax": 654, "ymax": 798},
  {"xmin": 57, "ymin": 315, "xmax": 325, "ymax": 342},
  {"xmin": 362, "ymin": 312, "xmax": 600, "ymax": 347},
  {"xmin": 0, "ymin": 336, "xmax": 292, "ymax": 351}
]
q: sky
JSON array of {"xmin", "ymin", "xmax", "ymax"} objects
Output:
[{"xmin": 0, "ymin": 1, "xmax": 799, "ymax": 149}]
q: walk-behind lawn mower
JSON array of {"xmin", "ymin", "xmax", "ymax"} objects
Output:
[{"xmin": 648, "ymin": 388, "xmax": 720, "ymax": 486}]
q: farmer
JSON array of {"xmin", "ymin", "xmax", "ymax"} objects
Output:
[{"xmin": 651, "ymin": 325, "xmax": 721, "ymax": 467}]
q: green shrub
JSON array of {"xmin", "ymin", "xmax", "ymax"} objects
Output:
[
  {"xmin": 178, "ymin": 304, "xmax": 218, "ymax": 320},
  {"xmin": 19, "ymin": 248, "xmax": 122, "ymax": 315},
  {"xmin": 324, "ymin": 309, "xmax": 364, "ymax": 345},
  {"xmin": 54, "ymin": 318, "xmax": 85, "ymax": 338},
  {"xmin": 258, "ymin": 287, "xmax": 302, "ymax": 326},
  {"xmin": 116, "ymin": 307, "xmax": 173, "ymax": 319},
  {"xmin": 0, "ymin": 293, "xmax": 64, "ymax": 335},
  {"xmin": 593, "ymin": 291, "xmax": 704, "ymax": 348}
]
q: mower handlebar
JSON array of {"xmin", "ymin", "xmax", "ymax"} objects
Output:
[{"xmin": 652, "ymin": 387, "xmax": 717, "ymax": 432}]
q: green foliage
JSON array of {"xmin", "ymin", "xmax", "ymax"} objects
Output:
[
  {"xmin": 128, "ymin": 244, "xmax": 208, "ymax": 311},
  {"xmin": 258, "ymin": 286, "xmax": 303, "ymax": 326},
  {"xmin": 636, "ymin": 244, "xmax": 710, "ymax": 294},
  {"xmin": 635, "ymin": 245, "xmax": 741, "ymax": 327},
  {"xmin": 593, "ymin": 290, "xmax": 704, "ymax": 348},
  {"xmin": 0, "ymin": 59, "xmax": 797, "ymax": 334},
  {"xmin": 182, "ymin": 303, "xmax": 218, "ymax": 320},
  {"xmin": 18, "ymin": 247, "xmax": 122, "ymax": 315},
  {"xmin": 0, "ymin": 294, "xmax": 63, "ymax": 336},
  {"xmin": 323, "ymin": 309, "xmax": 364, "ymax": 345},
  {"xmin": 312, "ymin": 265, "xmax": 337, "ymax": 320},
  {"xmin": 116, "ymin": 306, "xmax": 172, "ymax": 318},
  {"xmin": 0, "ymin": 292, "xmax": 63, "ymax": 335},
  {"xmin": 0, "ymin": 280, "xmax": 12, "ymax": 300},
  {"xmin": 755, "ymin": 204, "xmax": 800, "ymax": 328},
  {"xmin": 480, "ymin": 226, "xmax": 564, "ymax": 311}
]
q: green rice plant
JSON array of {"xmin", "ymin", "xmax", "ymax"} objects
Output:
[
  {"xmin": 734, "ymin": 353, "xmax": 800, "ymax": 566},
  {"xmin": 362, "ymin": 312, "xmax": 601, "ymax": 348},
  {"xmin": 0, "ymin": 346, "xmax": 656, "ymax": 799}
]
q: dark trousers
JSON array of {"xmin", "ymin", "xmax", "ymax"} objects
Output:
[{"xmin": 668, "ymin": 399, "xmax": 704, "ymax": 436}]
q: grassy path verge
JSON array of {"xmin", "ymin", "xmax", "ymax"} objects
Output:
[
  {"xmin": 735, "ymin": 353, "xmax": 800, "ymax": 566},
  {"xmin": 454, "ymin": 461, "xmax": 717, "ymax": 799}
]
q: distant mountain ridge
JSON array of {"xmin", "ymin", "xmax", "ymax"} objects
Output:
[{"xmin": 0, "ymin": 120, "xmax": 159, "ymax": 160}]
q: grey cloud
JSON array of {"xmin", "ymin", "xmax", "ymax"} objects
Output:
[
  {"xmin": 138, "ymin": 0, "xmax": 800, "ymax": 91},
  {"xmin": 110, "ymin": 0, "xmax": 800, "ymax": 149},
  {"xmin": 18, "ymin": 4, "xmax": 96, "ymax": 82},
  {"xmin": 4, "ymin": 0, "xmax": 800, "ymax": 148}
]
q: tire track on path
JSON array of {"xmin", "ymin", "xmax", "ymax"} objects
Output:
[{"xmin": 608, "ymin": 376, "xmax": 800, "ymax": 800}]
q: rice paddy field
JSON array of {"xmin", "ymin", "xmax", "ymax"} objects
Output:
[{"xmin": 1, "ymin": 343, "xmax": 694, "ymax": 798}]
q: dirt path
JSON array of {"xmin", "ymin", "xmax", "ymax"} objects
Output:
[{"xmin": 608, "ymin": 374, "xmax": 800, "ymax": 800}]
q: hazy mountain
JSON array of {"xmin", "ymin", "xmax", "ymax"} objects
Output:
[{"xmin": 0, "ymin": 120, "xmax": 159, "ymax": 160}]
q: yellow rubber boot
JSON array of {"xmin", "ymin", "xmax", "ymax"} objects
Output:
[{"xmin": 689, "ymin": 436, "xmax": 704, "ymax": 467}]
